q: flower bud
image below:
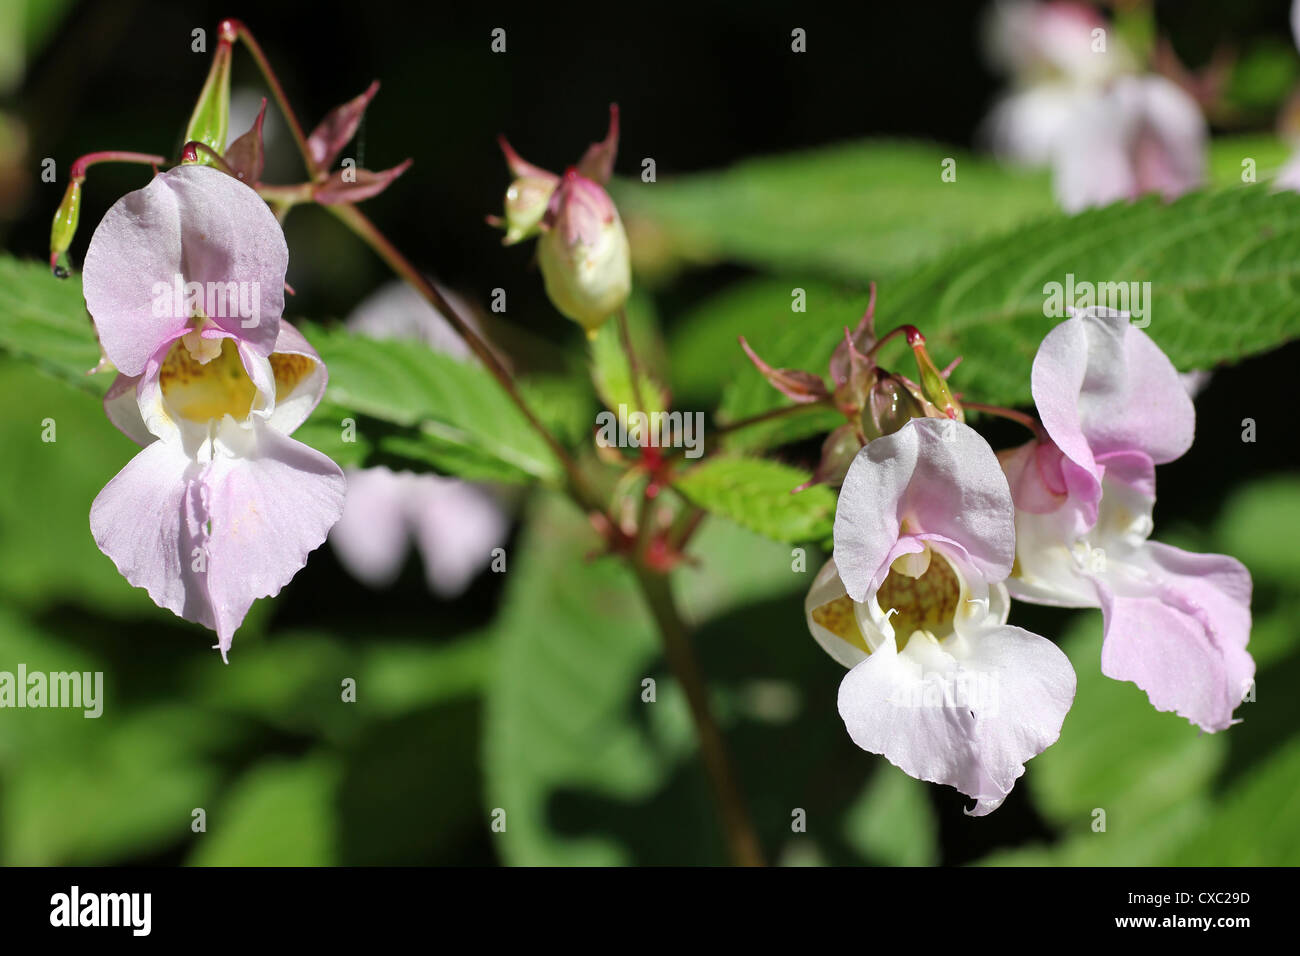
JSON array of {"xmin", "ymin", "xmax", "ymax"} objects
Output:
[
  {"xmin": 909, "ymin": 330, "xmax": 963, "ymax": 421},
  {"xmin": 861, "ymin": 372, "xmax": 925, "ymax": 440},
  {"xmin": 537, "ymin": 169, "xmax": 631, "ymax": 336},
  {"xmin": 183, "ymin": 22, "xmax": 235, "ymax": 164},
  {"xmin": 498, "ymin": 174, "xmax": 558, "ymax": 245},
  {"xmin": 48, "ymin": 178, "xmax": 81, "ymax": 276}
]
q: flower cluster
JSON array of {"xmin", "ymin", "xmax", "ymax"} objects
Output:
[{"xmin": 790, "ymin": 302, "xmax": 1254, "ymax": 813}]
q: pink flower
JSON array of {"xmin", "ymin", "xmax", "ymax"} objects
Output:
[
  {"xmin": 1002, "ymin": 309, "xmax": 1254, "ymax": 731},
  {"xmin": 984, "ymin": 1, "xmax": 1206, "ymax": 212},
  {"xmin": 83, "ymin": 165, "xmax": 345, "ymax": 660},
  {"xmin": 329, "ymin": 283, "xmax": 510, "ymax": 598},
  {"xmin": 807, "ymin": 418, "xmax": 1075, "ymax": 815}
]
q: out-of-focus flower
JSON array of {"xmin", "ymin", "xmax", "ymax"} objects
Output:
[
  {"xmin": 490, "ymin": 106, "xmax": 630, "ymax": 336},
  {"xmin": 984, "ymin": 0, "xmax": 1207, "ymax": 212},
  {"xmin": 1273, "ymin": 3, "xmax": 1300, "ymax": 191},
  {"xmin": 83, "ymin": 165, "xmax": 345, "ymax": 660},
  {"xmin": 1001, "ymin": 309, "xmax": 1254, "ymax": 731},
  {"xmin": 806, "ymin": 418, "xmax": 1076, "ymax": 815},
  {"xmin": 328, "ymin": 282, "xmax": 510, "ymax": 598}
]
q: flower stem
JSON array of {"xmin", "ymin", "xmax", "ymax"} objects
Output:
[
  {"xmin": 225, "ymin": 19, "xmax": 320, "ymax": 180},
  {"xmin": 962, "ymin": 401, "xmax": 1044, "ymax": 438},
  {"xmin": 324, "ymin": 202, "xmax": 601, "ymax": 510},
  {"xmin": 617, "ymin": 306, "xmax": 648, "ymax": 414},
  {"xmin": 68, "ymin": 151, "xmax": 165, "ymax": 182},
  {"xmin": 631, "ymin": 565, "xmax": 766, "ymax": 866},
  {"xmin": 865, "ymin": 323, "xmax": 922, "ymax": 360},
  {"xmin": 712, "ymin": 399, "xmax": 831, "ymax": 438}
]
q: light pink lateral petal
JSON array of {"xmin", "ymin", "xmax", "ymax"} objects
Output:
[
  {"xmin": 329, "ymin": 467, "xmax": 415, "ymax": 588},
  {"xmin": 90, "ymin": 439, "xmax": 214, "ymax": 631},
  {"xmin": 998, "ymin": 439, "xmax": 1067, "ymax": 515},
  {"xmin": 984, "ymin": 86, "xmax": 1083, "ymax": 168},
  {"xmin": 409, "ymin": 475, "xmax": 510, "ymax": 598},
  {"xmin": 261, "ymin": 320, "xmax": 328, "ymax": 436},
  {"xmin": 103, "ymin": 373, "xmax": 154, "ymax": 447},
  {"xmin": 836, "ymin": 625, "xmax": 1074, "ymax": 816},
  {"xmin": 834, "ymin": 419, "xmax": 1015, "ymax": 602},
  {"xmin": 1032, "ymin": 309, "xmax": 1194, "ymax": 482},
  {"xmin": 204, "ymin": 421, "xmax": 345, "ymax": 657},
  {"xmin": 1098, "ymin": 543, "xmax": 1253, "ymax": 732},
  {"xmin": 1051, "ymin": 89, "xmax": 1138, "ymax": 212},
  {"xmin": 1130, "ymin": 75, "xmax": 1206, "ymax": 201}
]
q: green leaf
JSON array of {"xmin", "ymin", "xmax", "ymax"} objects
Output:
[
  {"xmin": 613, "ymin": 141, "xmax": 1055, "ymax": 282},
  {"xmin": 188, "ymin": 755, "xmax": 341, "ymax": 866},
  {"xmin": 841, "ymin": 767, "xmax": 939, "ymax": 866},
  {"xmin": 0, "ymin": 257, "xmax": 103, "ymax": 391},
  {"xmin": 0, "ymin": 357, "xmax": 174, "ymax": 615},
  {"xmin": 1215, "ymin": 474, "xmax": 1300, "ymax": 585},
  {"xmin": 1026, "ymin": 614, "xmax": 1227, "ymax": 832},
  {"xmin": 877, "ymin": 186, "xmax": 1300, "ymax": 406},
  {"xmin": 482, "ymin": 494, "xmax": 695, "ymax": 865},
  {"xmin": 588, "ymin": 292, "xmax": 668, "ymax": 416},
  {"xmin": 675, "ymin": 457, "xmax": 836, "ymax": 544},
  {"xmin": 1167, "ymin": 734, "xmax": 1300, "ymax": 865},
  {"xmin": 303, "ymin": 322, "xmax": 560, "ymax": 484}
]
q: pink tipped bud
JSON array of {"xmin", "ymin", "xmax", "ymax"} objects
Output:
[{"xmin": 537, "ymin": 170, "xmax": 631, "ymax": 335}]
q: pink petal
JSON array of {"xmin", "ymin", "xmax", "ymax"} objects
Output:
[
  {"xmin": 82, "ymin": 165, "xmax": 287, "ymax": 375},
  {"xmin": 90, "ymin": 438, "xmax": 214, "ymax": 630},
  {"xmin": 262, "ymin": 319, "xmax": 328, "ymax": 435},
  {"xmin": 103, "ymin": 372, "xmax": 153, "ymax": 447},
  {"xmin": 1129, "ymin": 76, "xmax": 1206, "ymax": 200},
  {"xmin": 204, "ymin": 421, "xmax": 345, "ymax": 657},
  {"xmin": 408, "ymin": 476, "xmax": 509, "ymax": 598},
  {"xmin": 1098, "ymin": 542, "xmax": 1254, "ymax": 732},
  {"xmin": 836, "ymin": 624, "xmax": 1075, "ymax": 815},
  {"xmin": 834, "ymin": 419, "xmax": 1015, "ymax": 602},
  {"xmin": 329, "ymin": 467, "xmax": 415, "ymax": 588},
  {"xmin": 1032, "ymin": 309, "xmax": 1194, "ymax": 486}
]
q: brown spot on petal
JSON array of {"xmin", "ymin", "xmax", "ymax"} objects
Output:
[
  {"xmin": 270, "ymin": 351, "xmax": 316, "ymax": 395},
  {"xmin": 160, "ymin": 337, "xmax": 257, "ymax": 423},
  {"xmin": 811, "ymin": 595, "xmax": 871, "ymax": 656},
  {"xmin": 877, "ymin": 555, "xmax": 960, "ymax": 649}
]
